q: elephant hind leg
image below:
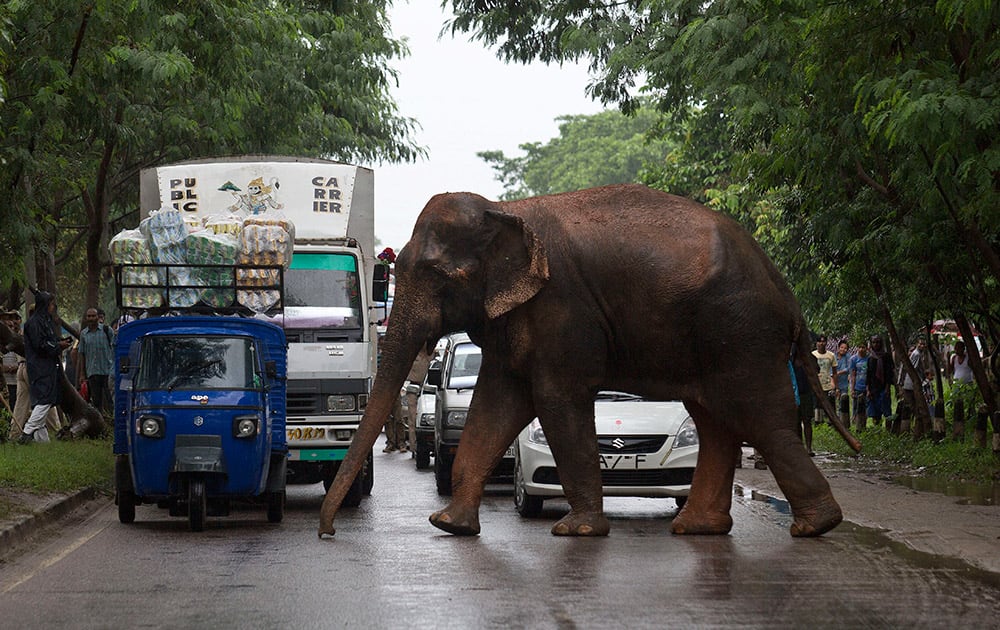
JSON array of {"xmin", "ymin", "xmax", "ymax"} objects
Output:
[
  {"xmin": 671, "ymin": 401, "xmax": 735, "ymax": 536},
  {"xmin": 757, "ymin": 429, "xmax": 842, "ymax": 537}
]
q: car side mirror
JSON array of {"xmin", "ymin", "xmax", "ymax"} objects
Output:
[
  {"xmin": 372, "ymin": 264, "xmax": 389, "ymax": 303},
  {"xmin": 119, "ymin": 356, "xmax": 131, "ymax": 374},
  {"xmin": 426, "ymin": 360, "xmax": 442, "ymax": 388}
]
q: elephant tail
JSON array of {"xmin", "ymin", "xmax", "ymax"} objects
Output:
[{"xmin": 793, "ymin": 325, "xmax": 862, "ymax": 453}]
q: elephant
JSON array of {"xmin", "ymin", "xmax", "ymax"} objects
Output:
[{"xmin": 319, "ymin": 184, "xmax": 860, "ymax": 538}]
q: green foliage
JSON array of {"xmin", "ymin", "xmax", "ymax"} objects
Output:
[
  {"xmin": 478, "ymin": 104, "xmax": 675, "ymax": 200},
  {"xmin": 813, "ymin": 424, "xmax": 996, "ymax": 482},
  {"xmin": 0, "ymin": 438, "xmax": 114, "ymax": 494}
]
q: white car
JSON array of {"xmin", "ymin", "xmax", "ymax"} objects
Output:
[{"xmin": 513, "ymin": 392, "xmax": 699, "ymax": 517}]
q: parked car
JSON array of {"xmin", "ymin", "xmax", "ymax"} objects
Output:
[
  {"xmin": 428, "ymin": 333, "xmax": 515, "ymax": 495},
  {"xmin": 513, "ymin": 392, "xmax": 699, "ymax": 517},
  {"xmin": 411, "ymin": 373, "xmax": 437, "ymax": 469}
]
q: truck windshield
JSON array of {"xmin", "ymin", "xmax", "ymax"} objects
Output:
[
  {"xmin": 447, "ymin": 343, "xmax": 481, "ymax": 389},
  {"xmin": 135, "ymin": 336, "xmax": 258, "ymax": 391},
  {"xmin": 284, "ymin": 252, "xmax": 362, "ymax": 327}
]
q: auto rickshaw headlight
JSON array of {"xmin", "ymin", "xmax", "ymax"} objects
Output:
[
  {"xmin": 138, "ymin": 415, "xmax": 165, "ymax": 439},
  {"xmin": 233, "ymin": 415, "xmax": 259, "ymax": 439}
]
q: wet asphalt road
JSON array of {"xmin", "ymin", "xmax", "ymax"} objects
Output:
[{"xmin": 1, "ymin": 438, "xmax": 998, "ymax": 629}]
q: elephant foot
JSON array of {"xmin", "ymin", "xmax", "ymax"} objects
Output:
[
  {"xmin": 789, "ymin": 498, "xmax": 843, "ymax": 537},
  {"xmin": 429, "ymin": 508, "xmax": 481, "ymax": 536},
  {"xmin": 670, "ymin": 509, "xmax": 733, "ymax": 535},
  {"xmin": 550, "ymin": 511, "xmax": 610, "ymax": 537}
]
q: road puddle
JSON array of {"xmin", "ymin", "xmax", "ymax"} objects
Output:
[{"xmin": 894, "ymin": 474, "xmax": 998, "ymax": 505}]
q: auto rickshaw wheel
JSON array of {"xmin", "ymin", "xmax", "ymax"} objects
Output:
[
  {"xmin": 117, "ymin": 489, "xmax": 136, "ymax": 524},
  {"xmin": 189, "ymin": 479, "xmax": 207, "ymax": 532},
  {"xmin": 267, "ymin": 490, "xmax": 285, "ymax": 523}
]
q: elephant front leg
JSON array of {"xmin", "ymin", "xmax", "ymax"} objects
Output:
[
  {"xmin": 671, "ymin": 402, "xmax": 736, "ymax": 535},
  {"xmin": 538, "ymin": 394, "xmax": 610, "ymax": 537},
  {"xmin": 429, "ymin": 363, "xmax": 534, "ymax": 536}
]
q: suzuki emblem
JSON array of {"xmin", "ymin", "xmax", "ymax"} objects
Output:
[{"xmin": 612, "ymin": 438, "xmax": 626, "ymax": 450}]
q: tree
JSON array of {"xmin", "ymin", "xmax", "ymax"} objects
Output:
[
  {"xmin": 0, "ymin": 0, "xmax": 423, "ymax": 315},
  {"xmin": 478, "ymin": 104, "xmax": 674, "ymax": 200}
]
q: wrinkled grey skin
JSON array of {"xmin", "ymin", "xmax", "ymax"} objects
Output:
[{"xmin": 320, "ymin": 184, "xmax": 858, "ymax": 539}]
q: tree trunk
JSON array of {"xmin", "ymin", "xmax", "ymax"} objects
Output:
[{"xmin": 954, "ymin": 312, "xmax": 997, "ymax": 450}]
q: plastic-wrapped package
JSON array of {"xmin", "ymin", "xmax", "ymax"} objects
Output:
[
  {"xmin": 108, "ymin": 229, "xmax": 163, "ymax": 309},
  {"xmin": 140, "ymin": 206, "xmax": 198, "ymax": 307},
  {"xmin": 186, "ymin": 229, "xmax": 239, "ymax": 308},
  {"xmin": 237, "ymin": 217, "xmax": 294, "ymax": 312}
]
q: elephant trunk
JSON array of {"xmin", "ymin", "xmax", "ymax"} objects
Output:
[{"xmin": 318, "ymin": 295, "xmax": 435, "ymax": 536}]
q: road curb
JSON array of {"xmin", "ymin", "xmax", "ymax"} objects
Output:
[{"xmin": 0, "ymin": 488, "xmax": 99, "ymax": 560}]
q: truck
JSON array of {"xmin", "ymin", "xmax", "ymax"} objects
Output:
[{"xmin": 139, "ymin": 156, "xmax": 387, "ymax": 505}]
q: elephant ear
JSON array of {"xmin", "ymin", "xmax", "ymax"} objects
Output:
[{"xmin": 483, "ymin": 209, "xmax": 550, "ymax": 319}]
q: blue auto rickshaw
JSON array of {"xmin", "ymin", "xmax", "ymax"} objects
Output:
[{"xmin": 113, "ymin": 316, "xmax": 287, "ymax": 531}]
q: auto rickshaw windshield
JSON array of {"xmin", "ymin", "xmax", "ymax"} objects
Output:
[{"xmin": 135, "ymin": 335, "xmax": 259, "ymax": 391}]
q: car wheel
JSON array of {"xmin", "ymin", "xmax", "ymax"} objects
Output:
[
  {"xmin": 415, "ymin": 444, "xmax": 431, "ymax": 470},
  {"xmin": 514, "ymin": 455, "xmax": 543, "ymax": 517},
  {"xmin": 434, "ymin": 455, "xmax": 452, "ymax": 496}
]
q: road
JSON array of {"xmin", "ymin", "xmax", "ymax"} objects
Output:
[{"xmin": 1, "ymin": 438, "xmax": 998, "ymax": 628}]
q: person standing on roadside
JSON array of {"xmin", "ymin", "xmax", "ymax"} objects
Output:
[
  {"xmin": 77, "ymin": 306, "xmax": 115, "ymax": 414},
  {"xmin": 867, "ymin": 335, "xmax": 895, "ymax": 431},
  {"xmin": 2, "ymin": 312, "xmax": 20, "ymax": 408},
  {"xmin": 849, "ymin": 342, "xmax": 870, "ymax": 432},
  {"xmin": 812, "ymin": 335, "xmax": 836, "ymax": 427},
  {"xmin": 898, "ymin": 337, "xmax": 933, "ymax": 435},
  {"xmin": 19, "ymin": 291, "xmax": 71, "ymax": 443},
  {"xmin": 834, "ymin": 340, "xmax": 852, "ymax": 428}
]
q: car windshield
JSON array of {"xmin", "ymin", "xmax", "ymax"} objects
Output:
[
  {"xmin": 135, "ymin": 335, "xmax": 258, "ymax": 390},
  {"xmin": 448, "ymin": 343, "xmax": 481, "ymax": 389},
  {"xmin": 284, "ymin": 253, "xmax": 362, "ymax": 327},
  {"xmin": 595, "ymin": 391, "xmax": 644, "ymax": 402}
]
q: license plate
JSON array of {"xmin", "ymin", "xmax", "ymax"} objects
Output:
[
  {"xmin": 599, "ymin": 453, "xmax": 649, "ymax": 469},
  {"xmin": 286, "ymin": 427, "xmax": 327, "ymax": 441}
]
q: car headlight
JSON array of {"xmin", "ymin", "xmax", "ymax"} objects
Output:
[
  {"xmin": 419, "ymin": 412, "xmax": 435, "ymax": 427},
  {"xmin": 233, "ymin": 415, "xmax": 260, "ymax": 439},
  {"xmin": 327, "ymin": 394, "xmax": 356, "ymax": 412},
  {"xmin": 525, "ymin": 418, "xmax": 548, "ymax": 446},
  {"xmin": 137, "ymin": 415, "xmax": 165, "ymax": 439},
  {"xmin": 674, "ymin": 416, "xmax": 699, "ymax": 448},
  {"xmin": 445, "ymin": 410, "xmax": 467, "ymax": 428}
]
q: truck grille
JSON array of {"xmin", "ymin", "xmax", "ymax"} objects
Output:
[{"xmin": 287, "ymin": 393, "xmax": 322, "ymax": 416}]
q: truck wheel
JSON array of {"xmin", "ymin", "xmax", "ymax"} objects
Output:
[
  {"xmin": 325, "ymin": 458, "xmax": 367, "ymax": 507},
  {"xmin": 415, "ymin": 445, "xmax": 431, "ymax": 470},
  {"xmin": 189, "ymin": 479, "xmax": 207, "ymax": 532},
  {"xmin": 514, "ymin": 457, "xmax": 543, "ymax": 517},
  {"xmin": 362, "ymin": 452, "xmax": 374, "ymax": 495},
  {"xmin": 675, "ymin": 496, "xmax": 687, "ymax": 510},
  {"xmin": 267, "ymin": 490, "xmax": 285, "ymax": 523},
  {"xmin": 434, "ymin": 455, "xmax": 452, "ymax": 496}
]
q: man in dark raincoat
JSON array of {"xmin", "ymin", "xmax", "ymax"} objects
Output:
[{"xmin": 19, "ymin": 291, "xmax": 71, "ymax": 443}]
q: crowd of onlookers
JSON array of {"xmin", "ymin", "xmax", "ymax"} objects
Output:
[
  {"xmin": 1, "ymin": 295, "xmax": 116, "ymax": 444},
  {"xmin": 809, "ymin": 331, "xmax": 981, "ymax": 444}
]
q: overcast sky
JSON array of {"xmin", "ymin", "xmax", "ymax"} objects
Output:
[{"xmin": 372, "ymin": 2, "xmax": 605, "ymax": 250}]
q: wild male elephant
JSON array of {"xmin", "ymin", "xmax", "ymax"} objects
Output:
[{"xmin": 320, "ymin": 184, "xmax": 859, "ymax": 538}]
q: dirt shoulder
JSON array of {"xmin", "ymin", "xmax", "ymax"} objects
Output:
[{"xmin": 734, "ymin": 450, "xmax": 1000, "ymax": 576}]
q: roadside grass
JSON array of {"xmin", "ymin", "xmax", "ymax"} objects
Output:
[
  {"xmin": 0, "ymin": 408, "xmax": 114, "ymax": 520},
  {"xmin": 814, "ymin": 423, "xmax": 998, "ymax": 482}
]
